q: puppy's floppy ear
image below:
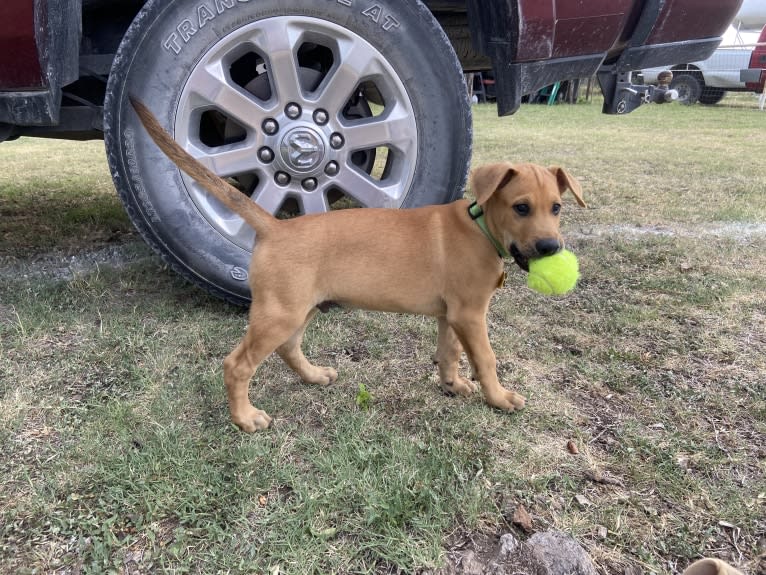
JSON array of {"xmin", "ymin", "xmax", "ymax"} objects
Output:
[
  {"xmin": 470, "ymin": 163, "xmax": 518, "ymax": 206},
  {"xmin": 549, "ymin": 166, "xmax": 586, "ymax": 208}
]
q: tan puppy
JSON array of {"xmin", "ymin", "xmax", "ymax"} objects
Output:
[{"xmin": 130, "ymin": 98, "xmax": 585, "ymax": 432}]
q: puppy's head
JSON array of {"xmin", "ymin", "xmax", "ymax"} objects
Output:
[{"xmin": 470, "ymin": 162, "xmax": 585, "ymax": 271}]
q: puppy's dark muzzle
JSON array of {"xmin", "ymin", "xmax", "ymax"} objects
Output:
[
  {"xmin": 535, "ymin": 238, "xmax": 562, "ymax": 256},
  {"xmin": 510, "ymin": 238, "xmax": 562, "ymax": 272}
]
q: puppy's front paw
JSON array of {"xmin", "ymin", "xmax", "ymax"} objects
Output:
[
  {"xmin": 441, "ymin": 376, "xmax": 478, "ymax": 397},
  {"xmin": 232, "ymin": 406, "xmax": 272, "ymax": 433}
]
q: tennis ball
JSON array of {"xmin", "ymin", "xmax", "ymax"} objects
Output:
[{"xmin": 527, "ymin": 249, "xmax": 579, "ymax": 295}]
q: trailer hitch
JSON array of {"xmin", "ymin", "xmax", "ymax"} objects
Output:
[{"xmin": 598, "ymin": 70, "xmax": 678, "ymax": 115}]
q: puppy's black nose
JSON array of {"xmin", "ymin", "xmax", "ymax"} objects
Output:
[{"xmin": 535, "ymin": 238, "xmax": 561, "ymax": 256}]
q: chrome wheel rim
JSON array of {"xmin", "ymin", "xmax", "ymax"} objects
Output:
[{"xmin": 174, "ymin": 16, "xmax": 418, "ymax": 250}]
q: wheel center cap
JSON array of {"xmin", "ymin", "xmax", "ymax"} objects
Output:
[{"xmin": 279, "ymin": 127, "xmax": 326, "ymax": 173}]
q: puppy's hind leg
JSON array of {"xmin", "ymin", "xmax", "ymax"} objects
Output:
[
  {"xmin": 434, "ymin": 317, "xmax": 478, "ymax": 397},
  {"xmin": 224, "ymin": 307, "xmax": 311, "ymax": 432},
  {"xmin": 277, "ymin": 308, "xmax": 338, "ymax": 385}
]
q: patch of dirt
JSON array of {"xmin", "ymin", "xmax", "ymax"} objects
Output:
[
  {"xmin": 571, "ymin": 222, "xmax": 766, "ymax": 242},
  {"xmin": 0, "ymin": 242, "xmax": 148, "ymax": 283}
]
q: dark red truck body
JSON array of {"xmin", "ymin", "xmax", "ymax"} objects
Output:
[
  {"xmin": 0, "ymin": 0, "xmax": 743, "ymax": 137},
  {"xmin": 0, "ymin": 2, "xmax": 42, "ymax": 90}
]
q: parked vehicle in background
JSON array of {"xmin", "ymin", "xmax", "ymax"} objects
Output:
[
  {"xmin": 0, "ymin": 0, "xmax": 743, "ymax": 304},
  {"xmin": 639, "ymin": 24, "xmax": 766, "ymax": 105},
  {"xmin": 734, "ymin": 0, "xmax": 766, "ymax": 30}
]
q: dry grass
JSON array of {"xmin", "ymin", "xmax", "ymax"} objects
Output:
[
  {"xmin": 1, "ymin": 97, "xmax": 765, "ymax": 574},
  {"xmin": 0, "ymin": 139, "xmax": 134, "ymax": 259}
]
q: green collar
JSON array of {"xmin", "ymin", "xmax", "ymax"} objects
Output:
[{"xmin": 468, "ymin": 201, "xmax": 510, "ymax": 259}]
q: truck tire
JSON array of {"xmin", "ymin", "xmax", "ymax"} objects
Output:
[
  {"xmin": 104, "ymin": 0, "xmax": 471, "ymax": 305},
  {"xmin": 698, "ymin": 87, "xmax": 726, "ymax": 105},
  {"xmin": 669, "ymin": 73, "xmax": 702, "ymax": 105}
]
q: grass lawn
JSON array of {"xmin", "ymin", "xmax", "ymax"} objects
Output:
[{"xmin": 1, "ymin": 94, "xmax": 765, "ymax": 574}]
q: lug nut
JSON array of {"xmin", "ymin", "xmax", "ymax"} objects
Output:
[
  {"xmin": 258, "ymin": 147, "xmax": 274, "ymax": 163},
  {"xmin": 262, "ymin": 118, "xmax": 279, "ymax": 135},
  {"xmin": 302, "ymin": 178, "xmax": 318, "ymax": 191},
  {"xmin": 285, "ymin": 103, "xmax": 301, "ymax": 119},
  {"xmin": 313, "ymin": 109, "xmax": 329, "ymax": 125},
  {"xmin": 330, "ymin": 133, "xmax": 344, "ymax": 149},
  {"xmin": 275, "ymin": 171, "xmax": 291, "ymax": 186},
  {"xmin": 324, "ymin": 161, "xmax": 339, "ymax": 176}
]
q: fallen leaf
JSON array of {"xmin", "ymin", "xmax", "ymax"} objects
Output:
[
  {"xmin": 258, "ymin": 495, "xmax": 268, "ymax": 507},
  {"xmin": 585, "ymin": 470, "xmax": 624, "ymax": 486},
  {"xmin": 567, "ymin": 440, "xmax": 579, "ymax": 455},
  {"xmin": 512, "ymin": 504, "xmax": 533, "ymax": 533}
]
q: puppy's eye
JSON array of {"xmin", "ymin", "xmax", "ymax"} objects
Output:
[
  {"xmin": 552, "ymin": 203, "xmax": 561, "ymax": 216},
  {"xmin": 514, "ymin": 204, "xmax": 530, "ymax": 216}
]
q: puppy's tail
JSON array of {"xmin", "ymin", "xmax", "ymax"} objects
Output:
[{"xmin": 129, "ymin": 96, "xmax": 275, "ymax": 236}]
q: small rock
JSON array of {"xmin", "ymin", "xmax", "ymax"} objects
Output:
[
  {"xmin": 524, "ymin": 530, "xmax": 599, "ymax": 575},
  {"xmin": 459, "ymin": 550, "xmax": 485, "ymax": 575},
  {"xmin": 498, "ymin": 533, "xmax": 520, "ymax": 559},
  {"xmin": 439, "ymin": 530, "xmax": 600, "ymax": 575}
]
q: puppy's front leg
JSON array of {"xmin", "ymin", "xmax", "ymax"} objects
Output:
[{"xmin": 447, "ymin": 311, "xmax": 526, "ymax": 412}]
